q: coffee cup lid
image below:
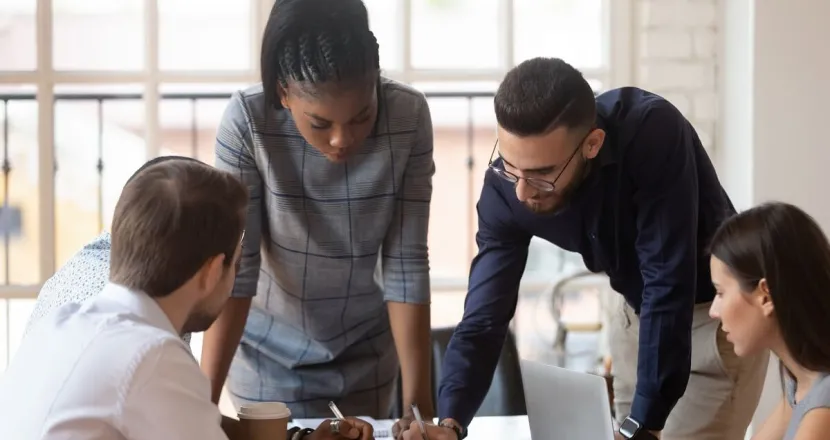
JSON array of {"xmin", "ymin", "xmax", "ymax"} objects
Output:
[{"xmin": 237, "ymin": 402, "xmax": 292, "ymax": 420}]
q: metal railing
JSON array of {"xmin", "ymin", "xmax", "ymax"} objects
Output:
[
  {"xmin": 1, "ymin": 89, "xmax": 496, "ymax": 291},
  {"xmin": 0, "ymin": 89, "xmax": 504, "ymax": 367}
]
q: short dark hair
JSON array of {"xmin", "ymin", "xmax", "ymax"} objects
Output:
[
  {"xmin": 710, "ymin": 202, "xmax": 830, "ymax": 372},
  {"xmin": 494, "ymin": 57, "xmax": 596, "ymax": 137},
  {"xmin": 261, "ymin": 0, "xmax": 380, "ymax": 109},
  {"xmin": 110, "ymin": 159, "xmax": 248, "ymax": 298}
]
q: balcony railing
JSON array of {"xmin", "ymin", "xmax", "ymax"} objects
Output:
[{"xmin": 1, "ymin": 89, "xmax": 503, "ymax": 284}]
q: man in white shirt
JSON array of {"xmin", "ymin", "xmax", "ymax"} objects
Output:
[{"xmin": 0, "ymin": 157, "xmax": 372, "ymax": 440}]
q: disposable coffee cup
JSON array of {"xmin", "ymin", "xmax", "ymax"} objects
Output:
[{"xmin": 237, "ymin": 402, "xmax": 292, "ymax": 440}]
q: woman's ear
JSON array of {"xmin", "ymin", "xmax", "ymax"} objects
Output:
[
  {"xmin": 278, "ymin": 84, "xmax": 290, "ymax": 109},
  {"xmin": 756, "ymin": 278, "xmax": 775, "ymax": 317}
]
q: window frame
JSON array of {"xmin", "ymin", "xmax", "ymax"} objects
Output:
[{"xmin": 0, "ymin": 0, "xmax": 633, "ymax": 297}]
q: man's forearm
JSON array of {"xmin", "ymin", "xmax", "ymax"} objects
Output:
[
  {"xmin": 201, "ymin": 297, "xmax": 252, "ymax": 404},
  {"xmin": 631, "ymin": 302, "xmax": 693, "ymax": 431},
  {"xmin": 438, "ymin": 324, "xmax": 508, "ymax": 427},
  {"xmin": 387, "ymin": 301, "xmax": 434, "ymax": 416}
]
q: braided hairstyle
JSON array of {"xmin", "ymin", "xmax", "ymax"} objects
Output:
[{"xmin": 261, "ymin": 0, "xmax": 381, "ymax": 110}]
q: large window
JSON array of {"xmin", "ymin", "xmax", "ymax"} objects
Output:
[{"xmin": 0, "ymin": 0, "xmax": 630, "ymax": 368}]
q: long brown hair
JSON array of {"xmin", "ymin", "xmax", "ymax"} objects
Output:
[{"xmin": 709, "ymin": 202, "xmax": 830, "ymax": 372}]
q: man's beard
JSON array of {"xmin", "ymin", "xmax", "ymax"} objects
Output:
[
  {"xmin": 181, "ymin": 307, "xmax": 220, "ymax": 334},
  {"xmin": 523, "ymin": 159, "xmax": 591, "ymax": 214}
]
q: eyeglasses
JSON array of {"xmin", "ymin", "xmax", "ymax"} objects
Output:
[{"xmin": 487, "ymin": 131, "xmax": 589, "ymax": 192}]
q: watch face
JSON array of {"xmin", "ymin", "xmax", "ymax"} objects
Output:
[{"xmin": 619, "ymin": 418, "xmax": 640, "ymax": 437}]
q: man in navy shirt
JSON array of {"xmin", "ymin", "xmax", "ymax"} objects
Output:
[{"xmin": 408, "ymin": 58, "xmax": 769, "ymax": 440}]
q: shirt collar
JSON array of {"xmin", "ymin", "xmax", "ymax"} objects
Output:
[{"xmin": 99, "ymin": 283, "xmax": 179, "ymax": 337}]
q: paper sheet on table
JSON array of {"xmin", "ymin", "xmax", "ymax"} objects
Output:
[{"xmin": 292, "ymin": 417, "xmax": 394, "ymax": 438}]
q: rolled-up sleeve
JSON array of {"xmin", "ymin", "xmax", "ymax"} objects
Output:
[
  {"xmin": 381, "ymin": 97, "xmax": 435, "ymax": 305},
  {"xmin": 214, "ymin": 92, "xmax": 263, "ymax": 299},
  {"xmin": 629, "ymin": 103, "xmax": 699, "ymax": 430},
  {"xmin": 438, "ymin": 176, "xmax": 531, "ymax": 428}
]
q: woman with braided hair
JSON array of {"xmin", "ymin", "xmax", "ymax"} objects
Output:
[{"xmin": 206, "ymin": 0, "xmax": 436, "ymax": 425}]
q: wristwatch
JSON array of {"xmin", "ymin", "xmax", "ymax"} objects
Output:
[
  {"xmin": 287, "ymin": 427, "xmax": 314, "ymax": 440},
  {"xmin": 438, "ymin": 418, "xmax": 467, "ymax": 439},
  {"xmin": 619, "ymin": 416, "xmax": 658, "ymax": 440}
]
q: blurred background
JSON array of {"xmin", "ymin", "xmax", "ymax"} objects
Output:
[{"xmin": 1, "ymin": 0, "xmax": 828, "ymax": 435}]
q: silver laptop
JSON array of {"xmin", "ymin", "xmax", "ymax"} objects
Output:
[{"xmin": 520, "ymin": 359, "xmax": 615, "ymax": 440}]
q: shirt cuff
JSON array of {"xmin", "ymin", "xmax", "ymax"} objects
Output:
[
  {"xmin": 630, "ymin": 391, "xmax": 671, "ymax": 431},
  {"xmin": 438, "ymin": 396, "xmax": 473, "ymax": 429}
]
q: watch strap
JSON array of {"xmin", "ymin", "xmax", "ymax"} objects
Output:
[
  {"xmin": 636, "ymin": 430, "xmax": 659, "ymax": 440},
  {"xmin": 438, "ymin": 419, "xmax": 466, "ymax": 439},
  {"xmin": 290, "ymin": 427, "xmax": 315, "ymax": 440}
]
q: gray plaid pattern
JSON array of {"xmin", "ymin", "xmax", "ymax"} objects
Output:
[{"xmin": 214, "ymin": 78, "xmax": 433, "ymax": 418}]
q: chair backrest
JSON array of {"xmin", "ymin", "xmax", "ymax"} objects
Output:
[{"xmin": 432, "ymin": 326, "xmax": 527, "ymax": 417}]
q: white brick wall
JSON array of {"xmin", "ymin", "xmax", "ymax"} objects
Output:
[{"xmin": 635, "ymin": 0, "xmax": 719, "ymax": 151}]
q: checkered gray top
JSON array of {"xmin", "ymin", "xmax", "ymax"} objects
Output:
[{"xmin": 215, "ymin": 78, "xmax": 434, "ymax": 418}]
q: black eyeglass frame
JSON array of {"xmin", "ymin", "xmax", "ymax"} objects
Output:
[{"xmin": 487, "ymin": 129, "xmax": 593, "ymax": 192}]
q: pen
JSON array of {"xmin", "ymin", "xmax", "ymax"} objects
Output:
[
  {"xmin": 410, "ymin": 403, "xmax": 430, "ymax": 440},
  {"xmin": 328, "ymin": 401, "xmax": 345, "ymax": 420}
]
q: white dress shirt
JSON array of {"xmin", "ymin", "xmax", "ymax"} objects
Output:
[{"xmin": 0, "ymin": 283, "xmax": 228, "ymax": 440}]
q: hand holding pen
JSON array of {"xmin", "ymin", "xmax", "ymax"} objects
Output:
[
  {"xmin": 400, "ymin": 408, "xmax": 458, "ymax": 440},
  {"xmin": 325, "ymin": 401, "xmax": 374, "ymax": 440},
  {"xmin": 410, "ymin": 404, "xmax": 431, "ymax": 440}
]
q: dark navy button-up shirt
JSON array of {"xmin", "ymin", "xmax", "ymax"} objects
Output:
[{"xmin": 437, "ymin": 87, "xmax": 735, "ymax": 430}]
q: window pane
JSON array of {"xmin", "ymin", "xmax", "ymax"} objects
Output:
[
  {"xmin": 432, "ymin": 289, "xmax": 467, "ymax": 327},
  {"xmin": 414, "ymin": 81, "xmax": 499, "ymax": 94},
  {"xmin": 413, "ymin": 85, "xmax": 497, "ymax": 281},
  {"xmin": 0, "ymin": 0, "xmax": 36, "ymax": 70},
  {"xmin": 159, "ymin": 0, "xmax": 251, "ymax": 71},
  {"xmin": 514, "ymin": 0, "xmax": 605, "ymax": 68},
  {"xmin": 0, "ymin": 86, "xmax": 39, "ymax": 285},
  {"xmin": 411, "ymin": 0, "xmax": 500, "ymax": 70},
  {"xmin": 54, "ymin": 85, "xmax": 145, "ymax": 268},
  {"xmin": 159, "ymin": 84, "xmax": 237, "ymax": 165},
  {"xmin": 53, "ymin": 0, "xmax": 144, "ymax": 71},
  {"xmin": 425, "ymin": 96, "xmax": 475, "ymax": 280},
  {"xmin": 363, "ymin": 0, "xmax": 402, "ymax": 71}
]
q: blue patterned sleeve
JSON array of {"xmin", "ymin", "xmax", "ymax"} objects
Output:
[
  {"xmin": 381, "ymin": 96, "xmax": 434, "ymax": 305},
  {"xmin": 214, "ymin": 92, "xmax": 263, "ymax": 299}
]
